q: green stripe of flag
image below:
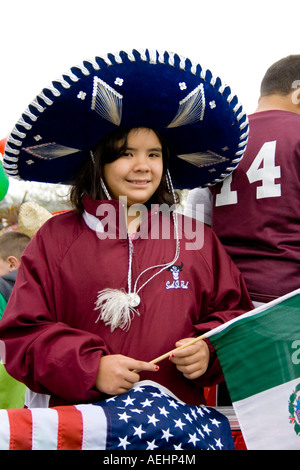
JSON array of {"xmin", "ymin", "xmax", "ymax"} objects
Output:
[{"xmin": 209, "ymin": 292, "xmax": 300, "ymax": 402}]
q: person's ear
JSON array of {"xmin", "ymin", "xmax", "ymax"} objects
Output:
[
  {"xmin": 7, "ymin": 256, "xmax": 19, "ymax": 271},
  {"xmin": 291, "ymin": 81, "xmax": 300, "ymax": 108}
]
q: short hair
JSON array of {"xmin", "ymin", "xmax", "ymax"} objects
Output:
[
  {"xmin": 69, "ymin": 126, "xmax": 178, "ymax": 214},
  {"xmin": 0, "ymin": 231, "xmax": 31, "ymax": 261},
  {"xmin": 260, "ymin": 55, "xmax": 300, "ymax": 96}
]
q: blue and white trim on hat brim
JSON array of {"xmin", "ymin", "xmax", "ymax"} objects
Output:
[{"xmin": 3, "ymin": 48, "xmax": 248, "ymax": 189}]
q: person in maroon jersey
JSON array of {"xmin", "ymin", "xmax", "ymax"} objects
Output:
[{"xmin": 185, "ymin": 55, "xmax": 300, "ymax": 306}]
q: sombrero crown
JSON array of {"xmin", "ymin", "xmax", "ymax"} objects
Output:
[{"xmin": 3, "ymin": 48, "xmax": 248, "ymax": 189}]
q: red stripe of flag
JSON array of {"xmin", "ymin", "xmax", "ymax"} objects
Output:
[
  {"xmin": 54, "ymin": 406, "xmax": 83, "ymax": 450},
  {"xmin": 7, "ymin": 408, "xmax": 32, "ymax": 450}
]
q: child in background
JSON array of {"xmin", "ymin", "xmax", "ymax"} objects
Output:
[
  {"xmin": 0, "ymin": 231, "xmax": 31, "ymax": 320},
  {"xmin": 0, "ymin": 231, "xmax": 30, "ymax": 408}
]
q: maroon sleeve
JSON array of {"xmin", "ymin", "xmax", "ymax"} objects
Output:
[{"xmin": 0, "ymin": 233, "xmax": 109, "ymax": 404}]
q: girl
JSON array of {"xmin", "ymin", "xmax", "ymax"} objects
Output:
[
  {"xmin": 72, "ymin": 126, "xmax": 217, "ymax": 397},
  {"xmin": 0, "ymin": 49, "xmax": 252, "ymax": 407}
]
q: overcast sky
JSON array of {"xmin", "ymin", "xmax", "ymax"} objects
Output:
[{"xmin": 0, "ymin": 0, "xmax": 299, "ymax": 140}]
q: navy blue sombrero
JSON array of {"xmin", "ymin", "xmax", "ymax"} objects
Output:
[{"xmin": 3, "ymin": 49, "xmax": 248, "ymax": 189}]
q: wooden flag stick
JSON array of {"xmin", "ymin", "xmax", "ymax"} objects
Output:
[{"xmin": 149, "ymin": 332, "xmax": 207, "ymax": 365}]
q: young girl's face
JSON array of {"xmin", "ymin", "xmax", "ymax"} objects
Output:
[{"xmin": 103, "ymin": 128, "xmax": 164, "ymax": 206}]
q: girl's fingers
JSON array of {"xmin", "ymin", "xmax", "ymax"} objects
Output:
[
  {"xmin": 169, "ymin": 338, "xmax": 210, "ymax": 379},
  {"xmin": 96, "ymin": 355, "xmax": 159, "ymax": 396},
  {"xmin": 131, "ymin": 360, "xmax": 159, "ymax": 373}
]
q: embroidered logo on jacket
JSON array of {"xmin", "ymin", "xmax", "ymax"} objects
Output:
[{"xmin": 166, "ymin": 262, "xmax": 189, "ymax": 290}]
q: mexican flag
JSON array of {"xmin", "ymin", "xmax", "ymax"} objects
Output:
[{"xmin": 207, "ymin": 288, "xmax": 300, "ymax": 450}]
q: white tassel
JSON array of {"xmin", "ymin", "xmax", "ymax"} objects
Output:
[{"xmin": 94, "ymin": 288, "xmax": 140, "ymax": 332}]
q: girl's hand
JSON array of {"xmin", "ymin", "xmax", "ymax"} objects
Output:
[
  {"xmin": 169, "ymin": 338, "xmax": 210, "ymax": 380},
  {"xmin": 95, "ymin": 354, "xmax": 159, "ymax": 396}
]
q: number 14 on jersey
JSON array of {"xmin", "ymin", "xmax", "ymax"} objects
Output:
[{"xmin": 216, "ymin": 140, "xmax": 281, "ymax": 206}]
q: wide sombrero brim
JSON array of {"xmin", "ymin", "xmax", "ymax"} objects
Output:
[{"xmin": 3, "ymin": 49, "xmax": 248, "ymax": 189}]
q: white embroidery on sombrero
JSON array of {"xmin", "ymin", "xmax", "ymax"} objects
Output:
[
  {"xmin": 36, "ymin": 91, "xmax": 54, "ymax": 106},
  {"xmin": 30, "ymin": 99, "xmax": 46, "ymax": 114},
  {"xmin": 91, "ymin": 77, "xmax": 123, "ymax": 126},
  {"xmin": 167, "ymin": 83, "xmax": 205, "ymax": 128},
  {"xmin": 2, "ymin": 151, "xmax": 18, "ymax": 161},
  {"xmin": 23, "ymin": 143, "xmax": 80, "ymax": 160},
  {"xmin": 77, "ymin": 91, "xmax": 86, "ymax": 100},
  {"xmin": 7, "ymin": 135, "xmax": 22, "ymax": 147},
  {"xmin": 177, "ymin": 151, "xmax": 228, "ymax": 168},
  {"xmin": 114, "ymin": 77, "xmax": 123, "ymax": 86},
  {"xmin": 3, "ymin": 162, "xmax": 17, "ymax": 171}
]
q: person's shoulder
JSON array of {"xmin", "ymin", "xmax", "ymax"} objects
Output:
[
  {"xmin": 38, "ymin": 209, "xmax": 82, "ymax": 235},
  {"xmin": 178, "ymin": 212, "xmax": 213, "ymax": 231},
  {"xmin": 250, "ymin": 109, "xmax": 300, "ymax": 125},
  {"xmin": 176, "ymin": 212, "xmax": 215, "ymax": 252},
  {"xmin": 29, "ymin": 209, "xmax": 86, "ymax": 260}
]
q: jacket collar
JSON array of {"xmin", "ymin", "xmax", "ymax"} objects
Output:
[
  {"xmin": 1, "ymin": 270, "xmax": 17, "ymax": 283},
  {"xmin": 82, "ymin": 194, "xmax": 127, "ymax": 237},
  {"xmin": 82, "ymin": 194, "xmax": 167, "ymax": 239}
]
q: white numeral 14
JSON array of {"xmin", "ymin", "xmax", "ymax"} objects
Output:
[{"xmin": 216, "ymin": 140, "xmax": 281, "ymax": 206}]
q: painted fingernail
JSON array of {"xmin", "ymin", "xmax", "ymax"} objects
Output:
[{"xmin": 155, "ymin": 365, "xmax": 159, "ymax": 370}]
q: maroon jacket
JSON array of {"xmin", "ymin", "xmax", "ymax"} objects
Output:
[{"xmin": 0, "ymin": 196, "xmax": 252, "ymax": 406}]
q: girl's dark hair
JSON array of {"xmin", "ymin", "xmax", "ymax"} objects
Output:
[{"xmin": 69, "ymin": 127, "xmax": 178, "ymax": 213}]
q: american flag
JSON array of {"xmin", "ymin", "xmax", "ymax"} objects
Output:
[{"xmin": 0, "ymin": 381, "xmax": 234, "ymax": 450}]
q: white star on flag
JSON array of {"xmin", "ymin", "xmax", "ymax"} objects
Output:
[
  {"xmin": 133, "ymin": 425, "xmax": 146, "ymax": 439},
  {"xmin": 174, "ymin": 418, "xmax": 186, "ymax": 430},
  {"xmin": 130, "ymin": 408, "xmax": 143, "ymax": 414},
  {"xmin": 161, "ymin": 428, "xmax": 174, "ymax": 442},
  {"xmin": 188, "ymin": 433, "xmax": 200, "ymax": 446},
  {"xmin": 168, "ymin": 399, "xmax": 179, "ymax": 409},
  {"xmin": 147, "ymin": 413, "xmax": 159, "ymax": 426},
  {"xmin": 122, "ymin": 396, "xmax": 135, "ymax": 407},
  {"xmin": 184, "ymin": 413, "xmax": 193, "ymax": 423},
  {"xmin": 118, "ymin": 411, "xmax": 131, "ymax": 423},
  {"xmin": 141, "ymin": 398, "xmax": 153, "ymax": 407},
  {"xmin": 146, "ymin": 439, "xmax": 158, "ymax": 450},
  {"xmin": 202, "ymin": 424, "xmax": 212, "ymax": 435},
  {"xmin": 215, "ymin": 438, "xmax": 223, "ymax": 449},
  {"xmin": 118, "ymin": 435, "xmax": 131, "ymax": 449},
  {"xmin": 210, "ymin": 418, "xmax": 221, "ymax": 427},
  {"xmin": 158, "ymin": 406, "xmax": 170, "ymax": 417}
]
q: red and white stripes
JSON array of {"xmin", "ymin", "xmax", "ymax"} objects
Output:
[{"xmin": 0, "ymin": 405, "xmax": 107, "ymax": 450}]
